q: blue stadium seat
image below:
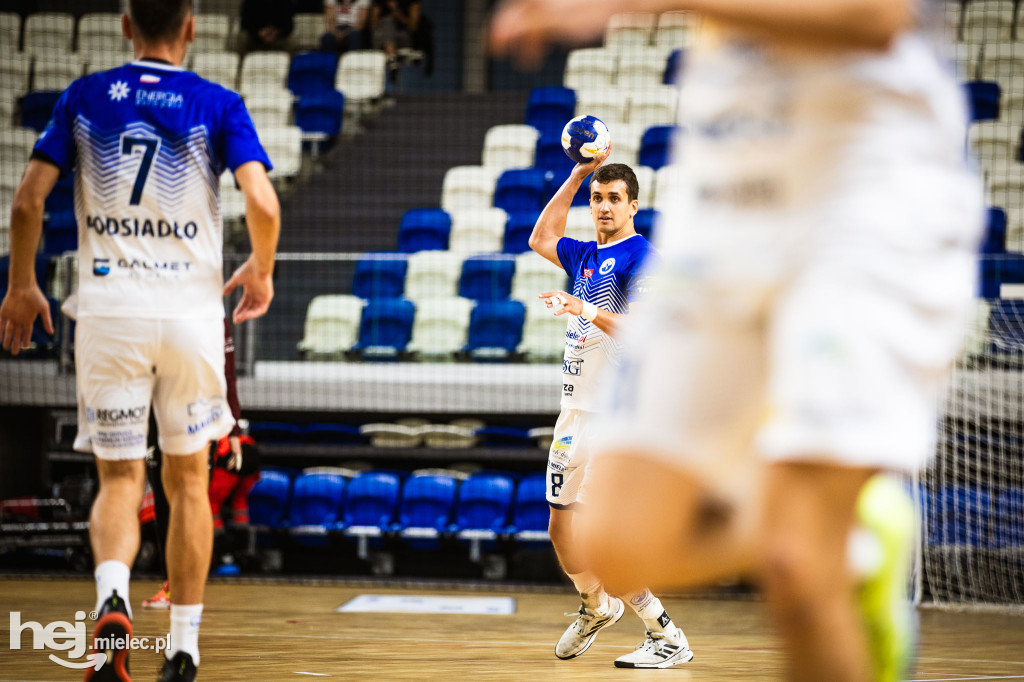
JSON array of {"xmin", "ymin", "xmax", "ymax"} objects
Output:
[
  {"xmin": 397, "ymin": 208, "xmax": 451, "ymax": 252},
  {"xmin": 288, "ymin": 472, "xmax": 346, "ymax": 546},
  {"xmin": 303, "ymin": 423, "xmax": 364, "ymax": 445},
  {"xmin": 981, "ymin": 207, "xmax": 1007, "ymax": 254},
  {"xmin": 43, "ymin": 212, "xmax": 77, "ymax": 254},
  {"xmin": 20, "ymin": 91, "xmax": 61, "ymax": 132},
  {"xmin": 965, "ymin": 81, "xmax": 1000, "ymax": 122},
  {"xmin": 248, "ymin": 422, "xmax": 307, "ymax": 444},
  {"xmin": 494, "ymin": 168, "xmax": 548, "ymax": 214},
  {"xmin": 534, "ymin": 130, "xmax": 574, "ymax": 176},
  {"xmin": 459, "ymin": 256, "xmax": 515, "ymax": 301},
  {"xmin": 927, "ymin": 486, "xmax": 992, "ymax": 546},
  {"xmin": 452, "ymin": 472, "xmax": 515, "ymax": 560},
  {"xmin": 465, "ymin": 300, "xmax": 525, "ymax": 358},
  {"xmin": 664, "ymin": 49, "xmax": 685, "ymax": 85},
  {"xmin": 545, "ymin": 164, "xmax": 593, "ymax": 206},
  {"xmin": 352, "ymin": 256, "xmax": 407, "ymax": 300},
  {"xmin": 979, "ymin": 253, "xmax": 1024, "ymax": 298},
  {"xmin": 525, "ymin": 86, "xmax": 576, "ymax": 137},
  {"xmin": 634, "ymin": 208, "xmax": 660, "ymax": 242},
  {"xmin": 295, "ymin": 90, "xmax": 345, "ymax": 139},
  {"xmin": 0, "ymin": 254, "xmax": 50, "ymax": 300},
  {"xmin": 475, "ymin": 426, "xmax": 534, "ymax": 447},
  {"xmin": 45, "ymin": 173, "xmax": 75, "ymax": 214},
  {"xmin": 248, "ymin": 469, "xmax": 292, "ymax": 529},
  {"xmin": 993, "ymin": 488, "xmax": 1024, "ymax": 548},
  {"xmin": 396, "ymin": 474, "xmax": 458, "ymax": 549},
  {"xmin": 342, "ymin": 471, "xmax": 401, "ymax": 558},
  {"xmin": 510, "ymin": 473, "xmax": 550, "ymax": 543},
  {"xmin": 354, "ymin": 297, "xmax": 415, "ymax": 358},
  {"xmin": 504, "ymin": 210, "xmax": 541, "ymax": 254},
  {"xmin": 288, "ymin": 51, "xmax": 340, "ymax": 98},
  {"xmin": 638, "ymin": 125, "xmax": 680, "ymax": 169}
]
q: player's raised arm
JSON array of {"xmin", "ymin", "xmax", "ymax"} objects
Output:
[
  {"xmin": 223, "ymin": 160, "xmax": 280, "ymax": 324},
  {"xmin": 490, "ymin": 0, "xmax": 914, "ymax": 67},
  {"xmin": 529, "ymin": 149, "xmax": 609, "ymax": 268},
  {"xmin": 0, "ymin": 159, "xmax": 59, "ymax": 355}
]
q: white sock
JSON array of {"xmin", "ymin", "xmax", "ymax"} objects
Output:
[
  {"xmin": 567, "ymin": 570, "xmax": 608, "ymax": 614},
  {"xmin": 94, "ymin": 560, "xmax": 132, "ymax": 619},
  {"xmin": 168, "ymin": 603, "xmax": 203, "ymax": 665},
  {"xmin": 625, "ymin": 589, "xmax": 684, "ymax": 642}
]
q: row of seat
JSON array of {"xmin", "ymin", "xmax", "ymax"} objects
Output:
[
  {"xmin": 958, "ymin": 40, "xmax": 1024, "ymax": 88},
  {"xmin": 248, "ymin": 470, "xmax": 551, "ymax": 554},
  {"xmin": 297, "ymin": 294, "xmax": 562, "ymax": 361},
  {"xmin": 0, "ymin": 11, "xmax": 339, "ymax": 55},
  {"xmin": 925, "ymin": 484, "xmax": 1024, "ymax": 547},
  {"xmin": 598, "ymin": 10, "xmax": 700, "ymax": 52},
  {"xmin": 250, "ymin": 420, "xmax": 553, "ymax": 449}
]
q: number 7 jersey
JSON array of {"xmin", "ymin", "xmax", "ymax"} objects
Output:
[{"xmin": 33, "ymin": 59, "xmax": 272, "ymax": 319}]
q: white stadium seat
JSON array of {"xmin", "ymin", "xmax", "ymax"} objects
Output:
[
  {"xmin": 407, "ymin": 296, "xmax": 475, "ymax": 357},
  {"xmin": 633, "ymin": 164, "xmax": 657, "ymax": 208},
  {"xmin": 655, "ymin": 10, "xmax": 700, "ymax": 49},
  {"xmin": 297, "ymin": 294, "xmax": 363, "ymax": 357},
  {"xmin": 23, "ymin": 13, "xmax": 74, "ymax": 54},
  {"xmin": 511, "ymin": 251, "xmax": 568, "ymax": 303},
  {"xmin": 969, "ymin": 122, "xmax": 1022, "ymax": 165},
  {"xmin": 0, "ymin": 53, "xmax": 33, "ymax": 98},
  {"xmin": 259, "ymin": 125, "xmax": 303, "ymax": 179},
  {"xmin": 1001, "ymin": 87, "xmax": 1024, "ymax": 124},
  {"xmin": 603, "ymin": 122, "xmax": 644, "ymax": 166},
  {"xmin": 626, "ymin": 87, "xmax": 679, "ymax": 128},
  {"xmin": 32, "ymin": 53, "xmax": 83, "ymax": 92},
  {"xmin": 988, "ymin": 163, "xmax": 1024, "ymax": 211},
  {"xmin": 193, "ymin": 14, "xmax": 233, "ymax": 52},
  {"xmin": 481, "ymin": 124, "xmax": 539, "ymax": 170},
  {"xmin": 85, "ymin": 52, "xmax": 129, "ymax": 75},
  {"xmin": 292, "ymin": 13, "xmax": 323, "ymax": 51},
  {"xmin": 518, "ymin": 298, "xmax": 567, "ymax": 361},
  {"xmin": 604, "ymin": 12, "xmax": 656, "ymax": 52},
  {"xmin": 951, "ymin": 42, "xmax": 980, "ymax": 81},
  {"xmin": 244, "ymin": 89, "xmax": 294, "ymax": 128},
  {"xmin": 240, "ymin": 51, "xmax": 290, "ymax": 91},
  {"xmin": 192, "ymin": 52, "xmax": 240, "ymax": 90},
  {"xmin": 405, "ymin": 250, "xmax": 465, "ymax": 300},
  {"xmin": 336, "ymin": 50, "xmax": 387, "ymax": 102},
  {"xmin": 564, "ymin": 48, "xmax": 617, "ymax": 91},
  {"xmin": 0, "ymin": 12, "xmax": 21, "ymax": 49},
  {"xmin": 979, "ymin": 42, "xmax": 1024, "ymax": 92},
  {"xmin": 441, "ymin": 165, "xmax": 500, "ymax": 213},
  {"xmin": 653, "ymin": 164, "xmax": 684, "ymax": 211},
  {"xmin": 564, "ymin": 206, "xmax": 594, "ymax": 241},
  {"xmin": 615, "ymin": 47, "xmax": 671, "ymax": 87},
  {"xmin": 574, "ymin": 88, "xmax": 627, "ymax": 128},
  {"xmin": 448, "ymin": 208, "xmax": 508, "ymax": 254},
  {"xmin": 77, "ymin": 13, "xmax": 129, "ymax": 53},
  {"xmin": 962, "ymin": 0, "xmax": 1014, "ymax": 43}
]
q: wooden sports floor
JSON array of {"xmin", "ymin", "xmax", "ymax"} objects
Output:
[{"xmin": 1, "ymin": 578, "xmax": 1023, "ymax": 680}]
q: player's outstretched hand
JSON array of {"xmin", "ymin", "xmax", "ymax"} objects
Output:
[
  {"xmin": 0, "ymin": 285, "xmax": 53, "ymax": 356},
  {"xmin": 223, "ymin": 256, "xmax": 274, "ymax": 324},
  {"xmin": 574, "ymin": 143, "xmax": 612, "ymax": 178},
  {"xmin": 540, "ymin": 290, "xmax": 583, "ymax": 316},
  {"xmin": 489, "ymin": 0, "xmax": 621, "ymax": 68}
]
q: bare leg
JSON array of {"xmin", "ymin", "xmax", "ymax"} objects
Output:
[
  {"xmin": 758, "ymin": 461, "xmax": 875, "ymax": 682},
  {"xmin": 90, "ymin": 459, "xmax": 146, "ymax": 565},
  {"xmin": 161, "ymin": 448, "xmax": 212, "ymax": 605},
  {"xmin": 548, "ymin": 507, "xmax": 586, "ymax": 574},
  {"xmin": 578, "ymin": 451, "xmax": 758, "ymax": 595}
]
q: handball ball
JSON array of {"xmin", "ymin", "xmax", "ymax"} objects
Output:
[{"xmin": 561, "ymin": 115, "xmax": 610, "ymax": 164}]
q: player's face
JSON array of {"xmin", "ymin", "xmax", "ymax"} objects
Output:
[{"xmin": 590, "ymin": 180, "xmax": 638, "ymax": 236}]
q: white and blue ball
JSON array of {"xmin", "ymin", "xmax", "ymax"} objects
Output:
[{"xmin": 561, "ymin": 115, "xmax": 610, "ymax": 164}]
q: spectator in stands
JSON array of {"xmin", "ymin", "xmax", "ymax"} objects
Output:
[
  {"xmin": 369, "ymin": 0, "xmax": 420, "ymax": 79},
  {"xmin": 239, "ymin": 0, "xmax": 296, "ymax": 53},
  {"xmin": 320, "ymin": 0, "xmax": 369, "ymax": 54}
]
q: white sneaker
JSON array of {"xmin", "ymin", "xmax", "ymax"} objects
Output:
[
  {"xmin": 614, "ymin": 627, "xmax": 694, "ymax": 668},
  {"xmin": 555, "ymin": 596, "xmax": 625, "ymax": 660}
]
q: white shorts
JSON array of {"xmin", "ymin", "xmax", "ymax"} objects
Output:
[
  {"xmin": 597, "ymin": 197, "xmax": 981, "ymax": 476},
  {"xmin": 75, "ymin": 316, "xmax": 234, "ymax": 460},
  {"xmin": 546, "ymin": 408, "xmax": 598, "ymax": 508}
]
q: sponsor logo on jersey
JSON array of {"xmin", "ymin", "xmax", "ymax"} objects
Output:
[
  {"xmin": 563, "ymin": 357, "xmax": 583, "ymax": 376},
  {"xmin": 135, "ymin": 89, "xmax": 184, "ymax": 110},
  {"xmin": 583, "ymin": 268, "xmax": 593, "ymax": 279},
  {"xmin": 108, "ymin": 81, "xmax": 130, "ymax": 102},
  {"xmin": 549, "ymin": 436, "xmax": 573, "ymax": 471},
  {"xmin": 88, "ymin": 405, "xmax": 147, "ymax": 426},
  {"xmin": 116, "ymin": 258, "xmax": 193, "ymax": 273},
  {"xmin": 186, "ymin": 398, "xmax": 225, "ymax": 435},
  {"xmin": 85, "ymin": 216, "xmax": 198, "ymax": 240},
  {"xmin": 92, "ymin": 258, "xmax": 110, "ymax": 276},
  {"xmin": 599, "ymin": 258, "xmax": 616, "ymax": 275}
]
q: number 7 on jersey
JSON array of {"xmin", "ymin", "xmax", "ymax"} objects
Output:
[{"xmin": 121, "ymin": 135, "xmax": 160, "ymax": 206}]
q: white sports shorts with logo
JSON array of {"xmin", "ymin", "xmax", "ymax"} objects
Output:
[
  {"xmin": 75, "ymin": 316, "xmax": 234, "ymax": 460},
  {"xmin": 546, "ymin": 408, "xmax": 599, "ymax": 508}
]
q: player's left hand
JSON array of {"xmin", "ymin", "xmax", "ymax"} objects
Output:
[
  {"xmin": 489, "ymin": 0, "xmax": 621, "ymax": 68},
  {"xmin": 227, "ymin": 436, "xmax": 243, "ymax": 471},
  {"xmin": 540, "ymin": 290, "xmax": 582, "ymax": 316},
  {"xmin": 0, "ymin": 285, "xmax": 54, "ymax": 356},
  {"xmin": 223, "ymin": 256, "xmax": 274, "ymax": 324}
]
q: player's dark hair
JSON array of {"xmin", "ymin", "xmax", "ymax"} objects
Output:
[
  {"xmin": 592, "ymin": 163, "xmax": 639, "ymax": 203},
  {"xmin": 129, "ymin": 0, "xmax": 193, "ymax": 42}
]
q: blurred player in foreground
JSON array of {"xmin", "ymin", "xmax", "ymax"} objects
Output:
[
  {"xmin": 0, "ymin": 1, "xmax": 280, "ymax": 679},
  {"xmin": 531, "ymin": 155, "xmax": 692, "ymax": 668},
  {"xmin": 492, "ymin": 1, "xmax": 983, "ymax": 680}
]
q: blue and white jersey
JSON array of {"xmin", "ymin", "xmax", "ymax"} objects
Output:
[
  {"xmin": 556, "ymin": 233, "xmax": 657, "ymax": 412},
  {"xmin": 33, "ymin": 59, "xmax": 271, "ymax": 319}
]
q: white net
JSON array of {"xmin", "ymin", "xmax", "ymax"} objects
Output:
[{"xmin": 917, "ymin": 291, "xmax": 1024, "ymax": 611}]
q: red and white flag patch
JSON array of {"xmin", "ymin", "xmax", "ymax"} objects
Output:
[
  {"xmin": 140, "ymin": 74, "xmax": 161, "ymax": 84},
  {"xmin": 583, "ymin": 269, "xmax": 593, "ymax": 279}
]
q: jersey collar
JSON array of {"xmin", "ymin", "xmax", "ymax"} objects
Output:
[
  {"xmin": 129, "ymin": 59, "xmax": 185, "ymax": 71},
  {"xmin": 597, "ymin": 233, "xmax": 640, "ymax": 249}
]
